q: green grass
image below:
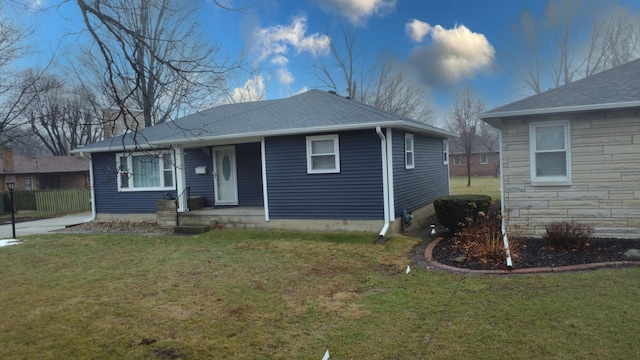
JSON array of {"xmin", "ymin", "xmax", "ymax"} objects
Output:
[
  {"xmin": 450, "ymin": 176, "xmax": 501, "ymax": 202},
  {"xmin": 1, "ymin": 230, "xmax": 638, "ymax": 359}
]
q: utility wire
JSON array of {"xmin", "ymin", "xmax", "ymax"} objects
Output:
[{"xmin": 419, "ymin": 270, "xmax": 468, "ymax": 359}]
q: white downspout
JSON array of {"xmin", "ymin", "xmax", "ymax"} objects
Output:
[
  {"xmin": 79, "ymin": 152, "xmax": 96, "ymax": 222},
  {"xmin": 484, "ymin": 123, "xmax": 512, "ymax": 268},
  {"xmin": 261, "ymin": 138, "xmax": 270, "ymax": 221},
  {"xmin": 376, "ymin": 126, "xmax": 390, "ymax": 238}
]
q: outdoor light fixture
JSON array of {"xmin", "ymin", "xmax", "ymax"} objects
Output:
[{"xmin": 6, "ymin": 180, "xmax": 16, "ymax": 239}]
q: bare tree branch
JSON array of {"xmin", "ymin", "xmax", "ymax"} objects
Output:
[{"xmin": 447, "ymin": 84, "xmax": 485, "ymax": 187}]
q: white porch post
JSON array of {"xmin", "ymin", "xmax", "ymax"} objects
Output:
[{"xmin": 174, "ymin": 146, "xmax": 188, "ymax": 212}]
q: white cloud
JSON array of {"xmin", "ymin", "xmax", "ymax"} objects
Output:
[
  {"xmin": 277, "ymin": 68, "xmax": 294, "ymax": 85},
  {"xmin": 316, "ymin": 0, "xmax": 397, "ymax": 26},
  {"xmin": 229, "ymin": 75, "xmax": 266, "ymax": 103},
  {"xmin": 251, "ymin": 15, "xmax": 329, "ymax": 88},
  {"xmin": 407, "ymin": 23, "xmax": 495, "ymax": 89},
  {"xmin": 270, "ymin": 55, "xmax": 289, "ymax": 66},
  {"xmin": 405, "ymin": 19, "xmax": 431, "ymax": 43},
  {"xmin": 253, "ymin": 15, "xmax": 330, "ymax": 62}
]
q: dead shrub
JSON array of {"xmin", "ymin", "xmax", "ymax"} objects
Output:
[
  {"xmin": 543, "ymin": 220, "xmax": 593, "ymax": 250},
  {"xmin": 455, "ymin": 207, "xmax": 522, "ymax": 265}
]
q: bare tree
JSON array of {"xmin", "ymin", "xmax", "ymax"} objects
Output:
[
  {"xmin": 447, "ymin": 84, "xmax": 485, "ymax": 187},
  {"xmin": 0, "ymin": 1, "xmax": 42, "ymax": 148},
  {"xmin": 19, "ymin": 72, "xmax": 102, "ymax": 155},
  {"xmin": 312, "ymin": 24, "xmax": 434, "ymax": 123},
  {"xmin": 584, "ymin": 6, "xmax": 640, "ymax": 76},
  {"xmin": 503, "ymin": 0, "xmax": 640, "ymax": 95},
  {"xmin": 74, "ymin": 0, "xmax": 240, "ymax": 132}
]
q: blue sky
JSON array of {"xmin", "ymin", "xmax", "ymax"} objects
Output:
[{"xmin": 20, "ymin": 0, "xmax": 639, "ymax": 124}]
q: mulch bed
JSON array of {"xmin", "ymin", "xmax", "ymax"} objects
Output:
[{"xmin": 430, "ymin": 236, "xmax": 640, "ymax": 271}]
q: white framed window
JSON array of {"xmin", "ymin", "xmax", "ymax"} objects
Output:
[
  {"xmin": 405, "ymin": 133, "xmax": 415, "ymax": 169},
  {"xmin": 480, "ymin": 153, "xmax": 488, "ymax": 164},
  {"xmin": 443, "ymin": 139, "xmax": 449, "ymax": 165},
  {"xmin": 306, "ymin": 134, "xmax": 340, "ymax": 174},
  {"xmin": 24, "ymin": 177, "xmax": 33, "ymax": 190},
  {"xmin": 530, "ymin": 121, "xmax": 572, "ymax": 185},
  {"xmin": 117, "ymin": 151, "xmax": 176, "ymax": 191},
  {"xmin": 454, "ymin": 155, "xmax": 462, "ymax": 165}
]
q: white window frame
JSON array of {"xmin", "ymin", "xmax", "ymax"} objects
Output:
[
  {"xmin": 405, "ymin": 133, "xmax": 415, "ymax": 169},
  {"xmin": 306, "ymin": 134, "xmax": 340, "ymax": 174},
  {"xmin": 117, "ymin": 151, "xmax": 176, "ymax": 191},
  {"xmin": 443, "ymin": 139, "xmax": 449, "ymax": 165},
  {"xmin": 480, "ymin": 153, "xmax": 488, "ymax": 165},
  {"xmin": 529, "ymin": 121, "xmax": 572, "ymax": 186},
  {"xmin": 454, "ymin": 155, "xmax": 462, "ymax": 165}
]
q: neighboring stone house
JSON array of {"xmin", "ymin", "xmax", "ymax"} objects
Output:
[
  {"xmin": 448, "ymin": 136, "xmax": 500, "ymax": 177},
  {"xmin": 1, "ymin": 146, "xmax": 90, "ymax": 191},
  {"xmin": 479, "ymin": 59, "xmax": 640, "ymax": 239}
]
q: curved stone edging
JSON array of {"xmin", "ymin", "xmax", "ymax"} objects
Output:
[{"xmin": 424, "ymin": 237, "xmax": 640, "ymax": 275}]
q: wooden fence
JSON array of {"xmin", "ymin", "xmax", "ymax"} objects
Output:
[{"xmin": 3, "ymin": 189, "xmax": 90, "ymax": 215}]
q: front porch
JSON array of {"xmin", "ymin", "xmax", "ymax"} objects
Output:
[
  {"xmin": 157, "ymin": 199, "xmax": 386, "ymax": 233},
  {"xmin": 178, "ymin": 206, "xmax": 266, "ymax": 230}
]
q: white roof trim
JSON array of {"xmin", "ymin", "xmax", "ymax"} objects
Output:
[
  {"xmin": 478, "ymin": 101, "xmax": 640, "ymax": 119},
  {"xmin": 73, "ymin": 121, "xmax": 456, "ymax": 153}
]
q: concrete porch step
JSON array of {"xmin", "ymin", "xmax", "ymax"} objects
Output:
[{"xmin": 173, "ymin": 225, "xmax": 211, "ymax": 234}]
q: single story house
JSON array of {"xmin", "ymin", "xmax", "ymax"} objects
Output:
[
  {"xmin": 479, "ymin": 59, "xmax": 640, "ymax": 239},
  {"xmin": 448, "ymin": 136, "xmax": 499, "ymax": 177},
  {"xmin": 74, "ymin": 89, "xmax": 455, "ymax": 235},
  {"xmin": 1, "ymin": 146, "xmax": 89, "ymax": 191}
]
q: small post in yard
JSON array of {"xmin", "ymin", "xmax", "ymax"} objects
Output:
[{"xmin": 6, "ymin": 180, "xmax": 16, "ymax": 239}]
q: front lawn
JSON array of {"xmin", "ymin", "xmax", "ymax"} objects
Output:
[{"xmin": 0, "ymin": 230, "xmax": 638, "ymax": 359}]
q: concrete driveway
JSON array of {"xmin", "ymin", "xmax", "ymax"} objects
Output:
[{"xmin": 0, "ymin": 213, "xmax": 92, "ymax": 239}]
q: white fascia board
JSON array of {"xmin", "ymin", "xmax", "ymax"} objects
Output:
[
  {"xmin": 153, "ymin": 121, "xmax": 456, "ymax": 147},
  {"xmin": 73, "ymin": 121, "xmax": 456, "ymax": 153},
  {"xmin": 478, "ymin": 101, "xmax": 640, "ymax": 120}
]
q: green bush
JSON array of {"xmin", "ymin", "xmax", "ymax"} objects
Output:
[
  {"xmin": 434, "ymin": 195, "xmax": 491, "ymax": 231},
  {"xmin": 543, "ymin": 220, "xmax": 593, "ymax": 250}
]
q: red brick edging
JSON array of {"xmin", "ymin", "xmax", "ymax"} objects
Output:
[{"xmin": 424, "ymin": 237, "xmax": 640, "ymax": 275}]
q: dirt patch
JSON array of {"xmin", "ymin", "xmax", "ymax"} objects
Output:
[{"xmin": 60, "ymin": 221, "xmax": 173, "ymax": 234}]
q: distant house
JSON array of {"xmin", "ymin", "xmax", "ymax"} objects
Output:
[
  {"xmin": 479, "ymin": 59, "xmax": 640, "ymax": 239},
  {"xmin": 73, "ymin": 89, "xmax": 456, "ymax": 235},
  {"xmin": 1, "ymin": 146, "xmax": 89, "ymax": 191},
  {"xmin": 448, "ymin": 135, "xmax": 499, "ymax": 177}
]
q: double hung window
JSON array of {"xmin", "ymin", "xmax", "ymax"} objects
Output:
[
  {"xmin": 306, "ymin": 135, "xmax": 340, "ymax": 174},
  {"xmin": 530, "ymin": 121, "xmax": 571, "ymax": 185},
  {"xmin": 405, "ymin": 134, "xmax": 415, "ymax": 169},
  {"xmin": 118, "ymin": 152, "xmax": 175, "ymax": 191}
]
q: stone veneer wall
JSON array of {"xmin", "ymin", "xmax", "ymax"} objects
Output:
[{"xmin": 501, "ymin": 109, "xmax": 640, "ymax": 239}]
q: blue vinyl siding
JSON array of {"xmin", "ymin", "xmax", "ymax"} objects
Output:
[
  {"xmin": 183, "ymin": 147, "xmax": 214, "ymax": 206},
  {"xmin": 92, "ymin": 152, "xmax": 170, "ymax": 214},
  {"xmin": 182, "ymin": 143, "xmax": 263, "ymax": 207},
  {"xmin": 265, "ymin": 130, "xmax": 384, "ymax": 220},
  {"xmin": 235, "ymin": 143, "xmax": 263, "ymax": 207},
  {"xmin": 393, "ymin": 131, "xmax": 449, "ymax": 218}
]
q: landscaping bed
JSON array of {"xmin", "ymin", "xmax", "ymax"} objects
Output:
[{"xmin": 429, "ymin": 236, "xmax": 640, "ymax": 271}]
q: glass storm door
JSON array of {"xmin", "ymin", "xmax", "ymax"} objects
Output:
[{"xmin": 213, "ymin": 147, "xmax": 238, "ymax": 205}]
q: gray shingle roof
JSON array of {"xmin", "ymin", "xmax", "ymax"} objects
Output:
[
  {"xmin": 479, "ymin": 58, "xmax": 640, "ymax": 119},
  {"xmin": 75, "ymin": 89, "xmax": 455, "ymax": 153}
]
